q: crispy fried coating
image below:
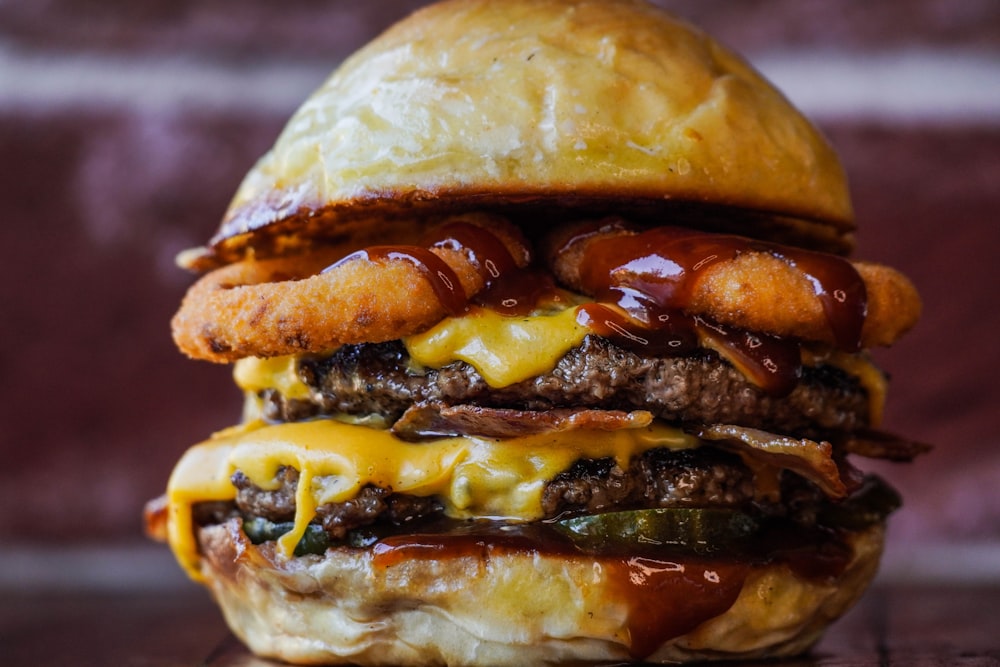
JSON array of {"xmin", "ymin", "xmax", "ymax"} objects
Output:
[
  {"xmin": 693, "ymin": 254, "xmax": 921, "ymax": 348},
  {"xmin": 549, "ymin": 223, "xmax": 921, "ymax": 348},
  {"xmin": 174, "ymin": 210, "xmax": 918, "ymax": 364},
  {"xmin": 172, "ymin": 214, "xmax": 530, "ymax": 363}
]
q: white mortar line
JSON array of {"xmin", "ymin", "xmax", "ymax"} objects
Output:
[
  {"xmin": 754, "ymin": 50, "xmax": 1000, "ymax": 124},
  {"xmin": 0, "ymin": 43, "xmax": 329, "ymax": 115},
  {"xmin": 2, "ymin": 42, "xmax": 1000, "ymax": 123}
]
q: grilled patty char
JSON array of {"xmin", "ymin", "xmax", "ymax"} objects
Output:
[
  {"xmin": 220, "ymin": 336, "xmax": 864, "ymax": 541},
  {"xmin": 198, "ymin": 447, "xmax": 830, "ymax": 543},
  {"xmin": 264, "ymin": 336, "xmax": 871, "ymax": 439}
]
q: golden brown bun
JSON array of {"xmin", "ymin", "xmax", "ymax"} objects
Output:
[
  {"xmin": 190, "ymin": 0, "xmax": 853, "ymax": 269},
  {"xmin": 197, "ymin": 520, "xmax": 884, "ymax": 666}
]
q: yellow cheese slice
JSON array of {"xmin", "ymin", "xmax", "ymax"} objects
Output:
[{"xmin": 167, "ymin": 418, "xmax": 696, "ymax": 580}]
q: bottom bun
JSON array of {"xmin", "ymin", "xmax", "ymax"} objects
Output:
[{"xmin": 196, "ymin": 520, "xmax": 884, "ymax": 666}]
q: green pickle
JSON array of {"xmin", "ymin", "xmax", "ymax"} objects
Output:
[
  {"xmin": 238, "ymin": 476, "xmax": 899, "ymax": 559},
  {"xmin": 554, "ymin": 507, "xmax": 759, "ymax": 555},
  {"xmin": 242, "ymin": 517, "xmax": 331, "ymax": 556}
]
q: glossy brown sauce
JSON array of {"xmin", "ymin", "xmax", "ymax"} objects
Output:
[
  {"xmin": 430, "ymin": 222, "xmax": 517, "ymax": 282},
  {"xmin": 610, "ymin": 556, "xmax": 748, "ymax": 658},
  {"xmin": 567, "ymin": 223, "xmax": 868, "ymax": 395},
  {"xmin": 431, "ymin": 222, "xmax": 559, "ymax": 316},
  {"xmin": 697, "ymin": 316, "xmax": 804, "ymax": 395},
  {"xmin": 368, "ymin": 520, "xmax": 851, "ymax": 659},
  {"xmin": 368, "ymin": 246, "xmax": 469, "ymax": 315},
  {"xmin": 475, "ymin": 269, "xmax": 562, "ymax": 316},
  {"xmin": 574, "ymin": 224, "xmax": 867, "ymax": 351},
  {"xmin": 327, "ymin": 221, "xmax": 867, "ymax": 395},
  {"xmin": 324, "ymin": 222, "xmax": 521, "ymax": 317},
  {"xmin": 577, "ymin": 302, "xmax": 803, "ymax": 395}
]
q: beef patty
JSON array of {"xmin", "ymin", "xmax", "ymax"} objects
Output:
[
  {"xmin": 193, "ymin": 447, "xmax": 827, "ymax": 543},
  {"xmin": 263, "ymin": 336, "xmax": 871, "ymax": 439}
]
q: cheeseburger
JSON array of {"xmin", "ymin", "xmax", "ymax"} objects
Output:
[{"xmin": 145, "ymin": 0, "xmax": 928, "ymax": 664}]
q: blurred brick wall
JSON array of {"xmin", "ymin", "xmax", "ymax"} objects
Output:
[{"xmin": 2, "ymin": 0, "xmax": 999, "ymax": 556}]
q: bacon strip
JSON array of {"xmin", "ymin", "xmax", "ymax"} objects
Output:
[
  {"xmin": 391, "ymin": 404, "xmax": 653, "ymax": 440},
  {"xmin": 843, "ymin": 429, "xmax": 933, "ymax": 462},
  {"xmin": 698, "ymin": 424, "xmax": 849, "ymax": 499}
]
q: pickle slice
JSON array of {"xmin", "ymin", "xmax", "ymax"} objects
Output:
[
  {"xmin": 242, "ymin": 517, "xmax": 331, "ymax": 556},
  {"xmin": 554, "ymin": 507, "xmax": 759, "ymax": 554}
]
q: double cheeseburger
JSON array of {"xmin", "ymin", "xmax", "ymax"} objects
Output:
[{"xmin": 145, "ymin": 0, "xmax": 928, "ymax": 664}]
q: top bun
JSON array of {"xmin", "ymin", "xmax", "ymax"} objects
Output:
[{"xmin": 191, "ymin": 0, "xmax": 854, "ymax": 269}]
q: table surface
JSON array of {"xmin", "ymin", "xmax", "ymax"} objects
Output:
[{"xmin": 3, "ymin": 583, "xmax": 998, "ymax": 667}]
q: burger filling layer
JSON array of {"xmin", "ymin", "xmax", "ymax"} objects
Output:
[
  {"xmin": 262, "ymin": 337, "xmax": 872, "ymax": 442},
  {"xmin": 155, "ymin": 219, "xmax": 924, "ymax": 600},
  {"xmin": 171, "ymin": 418, "xmax": 897, "ymax": 576}
]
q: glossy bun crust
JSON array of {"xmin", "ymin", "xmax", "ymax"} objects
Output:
[
  {"xmin": 193, "ymin": 0, "xmax": 854, "ymax": 269},
  {"xmin": 197, "ymin": 520, "xmax": 884, "ymax": 666}
]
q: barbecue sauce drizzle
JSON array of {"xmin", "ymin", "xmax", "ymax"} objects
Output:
[
  {"xmin": 331, "ymin": 220, "xmax": 867, "ymax": 396},
  {"xmin": 370, "ymin": 525, "xmax": 747, "ymax": 658},
  {"xmin": 568, "ymin": 222, "xmax": 868, "ymax": 396},
  {"xmin": 368, "ymin": 521, "xmax": 852, "ymax": 659},
  {"xmin": 316, "ymin": 221, "xmax": 867, "ymax": 656},
  {"xmin": 327, "ymin": 221, "xmax": 523, "ymax": 317}
]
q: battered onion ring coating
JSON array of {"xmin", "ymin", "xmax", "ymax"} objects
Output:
[
  {"xmin": 548, "ymin": 223, "xmax": 921, "ymax": 348},
  {"xmin": 172, "ymin": 214, "xmax": 530, "ymax": 362}
]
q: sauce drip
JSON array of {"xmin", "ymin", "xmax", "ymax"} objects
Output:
[
  {"xmin": 430, "ymin": 221, "xmax": 559, "ymax": 315},
  {"xmin": 569, "ymin": 224, "xmax": 868, "ymax": 395},
  {"xmin": 366, "ymin": 520, "xmax": 848, "ymax": 659},
  {"xmin": 609, "ymin": 556, "xmax": 748, "ymax": 658},
  {"xmin": 370, "ymin": 524, "xmax": 747, "ymax": 659},
  {"xmin": 330, "ymin": 246, "xmax": 468, "ymax": 315},
  {"xmin": 475, "ymin": 269, "xmax": 562, "ymax": 316},
  {"xmin": 696, "ymin": 316, "xmax": 803, "ymax": 395},
  {"xmin": 430, "ymin": 222, "xmax": 517, "ymax": 283},
  {"xmin": 785, "ymin": 247, "xmax": 868, "ymax": 352},
  {"xmin": 325, "ymin": 222, "xmax": 521, "ymax": 317},
  {"xmin": 577, "ymin": 303, "xmax": 802, "ymax": 395},
  {"xmin": 577, "ymin": 301, "xmax": 698, "ymax": 357}
]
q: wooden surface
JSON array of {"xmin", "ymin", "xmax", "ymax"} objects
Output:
[{"xmin": 3, "ymin": 584, "xmax": 998, "ymax": 666}]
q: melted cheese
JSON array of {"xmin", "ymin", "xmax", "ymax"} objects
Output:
[
  {"xmin": 403, "ymin": 303, "xmax": 886, "ymax": 422},
  {"xmin": 190, "ymin": 298, "xmax": 889, "ymax": 583},
  {"xmin": 234, "ymin": 355, "xmax": 311, "ymax": 399},
  {"xmin": 232, "ymin": 303, "xmax": 886, "ymax": 426},
  {"xmin": 838, "ymin": 353, "xmax": 888, "ymax": 427},
  {"xmin": 168, "ymin": 419, "xmax": 696, "ymax": 580},
  {"xmin": 404, "ymin": 304, "xmax": 588, "ymax": 387},
  {"xmin": 802, "ymin": 348, "xmax": 888, "ymax": 426}
]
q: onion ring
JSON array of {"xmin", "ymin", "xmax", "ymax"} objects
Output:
[
  {"xmin": 546, "ymin": 220, "xmax": 921, "ymax": 348},
  {"xmin": 172, "ymin": 213, "xmax": 531, "ymax": 362}
]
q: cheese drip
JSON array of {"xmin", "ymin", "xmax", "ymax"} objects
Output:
[
  {"xmin": 167, "ymin": 419, "xmax": 696, "ymax": 580},
  {"xmin": 405, "ymin": 304, "xmax": 588, "ymax": 387},
  {"xmin": 234, "ymin": 300, "xmax": 887, "ymax": 426},
  {"xmin": 234, "ymin": 299, "xmax": 887, "ymax": 426},
  {"xmin": 234, "ymin": 355, "xmax": 311, "ymax": 399},
  {"xmin": 403, "ymin": 301, "xmax": 887, "ymax": 420}
]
